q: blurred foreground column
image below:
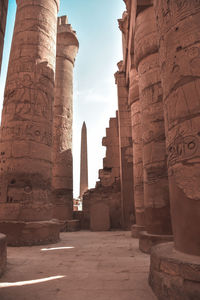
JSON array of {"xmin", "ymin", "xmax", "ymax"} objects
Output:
[{"xmin": 149, "ymin": 1, "xmax": 200, "ymax": 299}]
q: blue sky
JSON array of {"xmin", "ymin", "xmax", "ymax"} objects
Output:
[{"xmin": 0, "ymin": 0, "xmax": 125, "ymax": 197}]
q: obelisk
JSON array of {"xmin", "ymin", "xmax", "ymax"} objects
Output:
[
  {"xmin": 0, "ymin": 0, "xmax": 8, "ymax": 74},
  {"xmin": 52, "ymin": 16, "xmax": 79, "ymax": 221},
  {"xmin": 0, "ymin": 0, "xmax": 60, "ymax": 246},
  {"xmin": 80, "ymin": 122, "xmax": 88, "ymax": 198}
]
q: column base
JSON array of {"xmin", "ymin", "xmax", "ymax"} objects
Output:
[
  {"xmin": 149, "ymin": 242, "xmax": 200, "ymax": 300},
  {"xmin": 139, "ymin": 231, "xmax": 173, "ymax": 254},
  {"xmin": 0, "ymin": 233, "xmax": 6, "ymax": 277},
  {"xmin": 131, "ymin": 224, "xmax": 145, "ymax": 238},
  {"xmin": 0, "ymin": 220, "xmax": 60, "ymax": 246}
]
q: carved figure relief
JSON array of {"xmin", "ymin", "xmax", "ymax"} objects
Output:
[{"xmin": 3, "ymin": 74, "xmax": 52, "ymax": 122}]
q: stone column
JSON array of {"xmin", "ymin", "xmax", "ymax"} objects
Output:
[
  {"xmin": 115, "ymin": 63, "xmax": 134, "ymax": 230},
  {"xmin": 52, "ymin": 16, "xmax": 79, "ymax": 221},
  {"xmin": 149, "ymin": 2, "xmax": 200, "ymax": 299},
  {"xmin": 129, "ymin": 67, "xmax": 145, "ymax": 238},
  {"xmin": 0, "ymin": 0, "xmax": 8, "ymax": 74},
  {"xmin": 80, "ymin": 122, "xmax": 88, "ymax": 198},
  {"xmin": 0, "ymin": 0, "xmax": 60, "ymax": 246},
  {"xmin": 134, "ymin": 3, "xmax": 172, "ymax": 253}
]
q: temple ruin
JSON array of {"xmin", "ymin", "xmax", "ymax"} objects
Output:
[{"xmin": 0, "ymin": 0, "xmax": 199, "ymax": 299}]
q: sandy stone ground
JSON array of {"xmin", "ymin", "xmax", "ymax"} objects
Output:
[{"xmin": 0, "ymin": 231, "xmax": 156, "ymax": 300}]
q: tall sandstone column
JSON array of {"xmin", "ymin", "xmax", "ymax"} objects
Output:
[
  {"xmin": 129, "ymin": 67, "xmax": 145, "ymax": 237},
  {"xmin": 0, "ymin": 0, "xmax": 8, "ymax": 74},
  {"xmin": 52, "ymin": 16, "xmax": 79, "ymax": 221},
  {"xmin": 80, "ymin": 122, "xmax": 88, "ymax": 198},
  {"xmin": 0, "ymin": 0, "xmax": 60, "ymax": 246},
  {"xmin": 134, "ymin": 2, "xmax": 172, "ymax": 253},
  {"xmin": 115, "ymin": 63, "xmax": 134, "ymax": 230},
  {"xmin": 149, "ymin": 1, "xmax": 200, "ymax": 299}
]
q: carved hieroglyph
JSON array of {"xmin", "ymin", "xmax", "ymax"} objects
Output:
[
  {"xmin": 155, "ymin": 0, "xmax": 200, "ymax": 255},
  {"xmin": 0, "ymin": 0, "xmax": 8, "ymax": 74},
  {"xmin": 52, "ymin": 16, "xmax": 79, "ymax": 220},
  {"xmin": 0, "ymin": 0, "xmax": 59, "ymax": 221}
]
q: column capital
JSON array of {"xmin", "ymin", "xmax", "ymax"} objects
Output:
[
  {"xmin": 118, "ymin": 11, "xmax": 129, "ymax": 34},
  {"xmin": 57, "ymin": 16, "xmax": 79, "ymax": 65},
  {"xmin": 114, "ymin": 61, "xmax": 126, "ymax": 85},
  {"xmin": 123, "ymin": 0, "xmax": 131, "ymax": 13},
  {"xmin": 57, "ymin": 16, "xmax": 79, "ymax": 48}
]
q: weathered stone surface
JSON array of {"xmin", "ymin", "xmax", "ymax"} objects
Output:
[
  {"xmin": 0, "ymin": 0, "xmax": 8, "ymax": 74},
  {"xmin": 0, "ymin": 233, "xmax": 6, "ymax": 277},
  {"xmin": 52, "ymin": 16, "xmax": 79, "ymax": 221},
  {"xmin": 155, "ymin": 0, "xmax": 200, "ymax": 256},
  {"xmin": 90, "ymin": 202, "xmax": 110, "ymax": 231},
  {"xmin": 80, "ymin": 122, "xmax": 88, "ymax": 198},
  {"xmin": 149, "ymin": 242, "xmax": 200, "ymax": 300},
  {"xmin": 0, "ymin": 220, "xmax": 60, "ymax": 246},
  {"xmin": 133, "ymin": 3, "xmax": 172, "ymax": 250},
  {"xmin": 0, "ymin": 0, "xmax": 60, "ymax": 245}
]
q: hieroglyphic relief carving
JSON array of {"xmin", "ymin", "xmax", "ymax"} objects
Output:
[
  {"xmin": 3, "ymin": 73, "xmax": 52, "ymax": 123},
  {"xmin": 0, "ymin": 124, "xmax": 52, "ymax": 146},
  {"xmin": 167, "ymin": 134, "xmax": 199, "ymax": 166}
]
